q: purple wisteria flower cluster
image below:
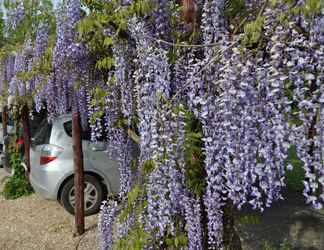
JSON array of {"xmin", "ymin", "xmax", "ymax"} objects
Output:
[
  {"xmin": 42, "ymin": 0, "xmax": 92, "ymax": 125},
  {"xmin": 98, "ymin": 200, "xmax": 119, "ymax": 250},
  {"xmin": 33, "ymin": 23, "xmax": 50, "ymax": 112},
  {"xmin": 8, "ymin": 39, "xmax": 33, "ymax": 97},
  {"xmin": 6, "ymin": 0, "xmax": 25, "ymax": 31}
]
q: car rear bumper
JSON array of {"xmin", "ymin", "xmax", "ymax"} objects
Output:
[
  {"xmin": 30, "ymin": 176, "xmax": 56, "ymax": 199},
  {"xmin": 29, "ymin": 166, "xmax": 63, "ymax": 200}
]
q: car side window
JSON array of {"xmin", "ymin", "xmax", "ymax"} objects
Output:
[
  {"xmin": 63, "ymin": 121, "xmax": 91, "ymax": 141},
  {"xmin": 33, "ymin": 120, "xmax": 52, "ymax": 146},
  {"xmin": 63, "ymin": 121, "xmax": 72, "ymax": 137},
  {"xmin": 8, "ymin": 116, "xmax": 14, "ymax": 126}
]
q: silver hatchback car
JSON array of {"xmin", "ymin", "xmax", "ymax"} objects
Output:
[{"xmin": 30, "ymin": 114, "xmax": 120, "ymax": 216}]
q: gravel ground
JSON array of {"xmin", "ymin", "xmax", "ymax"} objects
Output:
[{"xmin": 0, "ymin": 168, "xmax": 100, "ymax": 250}]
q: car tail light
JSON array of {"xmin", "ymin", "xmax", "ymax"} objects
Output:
[
  {"xmin": 17, "ymin": 137, "xmax": 24, "ymax": 145},
  {"xmin": 40, "ymin": 144, "xmax": 64, "ymax": 165}
]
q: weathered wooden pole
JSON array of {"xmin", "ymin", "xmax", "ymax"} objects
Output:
[
  {"xmin": 2, "ymin": 105, "xmax": 9, "ymax": 171},
  {"xmin": 72, "ymin": 111, "xmax": 85, "ymax": 235},
  {"xmin": 21, "ymin": 105, "xmax": 31, "ymax": 173},
  {"xmin": 2, "ymin": 105, "xmax": 8, "ymax": 138}
]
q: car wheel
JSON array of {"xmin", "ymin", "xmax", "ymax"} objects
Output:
[{"xmin": 60, "ymin": 174, "xmax": 103, "ymax": 216}]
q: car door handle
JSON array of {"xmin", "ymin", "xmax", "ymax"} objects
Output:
[{"xmin": 91, "ymin": 145, "xmax": 105, "ymax": 151}]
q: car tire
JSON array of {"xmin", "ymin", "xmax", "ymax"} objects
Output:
[{"xmin": 60, "ymin": 174, "xmax": 104, "ymax": 216}]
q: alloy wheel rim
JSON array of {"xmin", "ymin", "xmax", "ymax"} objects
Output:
[{"xmin": 69, "ymin": 182, "xmax": 98, "ymax": 211}]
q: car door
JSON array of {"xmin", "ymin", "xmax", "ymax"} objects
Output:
[
  {"xmin": 63, "ymin": 122, "xmax": 120, "ymax": 194},
  {"xmin": 84, "ymin": 138, "xmax": 120, "ymax": 194}
]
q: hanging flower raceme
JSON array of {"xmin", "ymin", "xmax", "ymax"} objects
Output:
[
  {"xmin": 0, "ymin": 55, "xmax": 15, "ymax": 97},
  {"xmin": 97, "ymin": 71, "xmax": 135, "ymax": 198},
  {"xmin": 0, "ymin": 60, "xmax": 5, "ymax": 96},
  {"xmin": 6, "ymin": 0, "xmax": 25, "ymax": 31},
  {"xmin": 33, "ymin": 22, "xmax": 50, "ymax": 112},
  {"xmin": 146, "ymin": 107, "xmax": 189, "ymax": 240},
  {"xmin": 98, "ymin": 200, "xmax": 119, "ymax": 250},
  {"xmin": 152, "ymin": 0, "xmax": 172, "ymax": 38},
  {"xmin": 184, "ymin": 195, "xmax": 203, "ymax": 250},
  {"xmin": 34, "ymin": 23, "xmax": 50, "ymax": 59},
  {"xmin": 50, "ymin": 4, "xmax": 71, "ymax": 117},
  {"xmin": 128, "ymin": 17, "xmax": 157, "ymax": 163},
  {"xmin": 113, "ymin": 42, "xmax": 136, "ymax": 126},
  {"xmin": 9, "ymin": 39, "xmax": 33, "ymax": 97},
  {"xmin": 129, "ymin": 16, "xmax": 186, "ymax": 241},
  {"xmin": 289, "ymin": 12, "xmax": 324, "ymax": 209},
  {"xmin": 46, "ymin": 0, "xmax": 91, "ymax": 122}
]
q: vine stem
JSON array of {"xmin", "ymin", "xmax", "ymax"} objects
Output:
[{"xmin": 151, "ymin": 38, "xmax": 221, "ymax": 48}]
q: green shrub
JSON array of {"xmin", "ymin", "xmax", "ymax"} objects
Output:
[{"xmin": 2, "ymin": 152, "xmax": 33, "ymax": 199}]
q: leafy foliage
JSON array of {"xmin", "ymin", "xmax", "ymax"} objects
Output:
[
  {"xmin": 78, "ymin": 0, "xmax": 152, "ymax": 71},
  {"xmin": 2, "ymin": 152, "xmax": 33, "ymax": 200},
  {"xmin": 112, "ymin": 225, "xmax": 151, "ymax": 250},
  {"xmin": 242, "ymin": 16, "xmax": 264, "ymax": 47},
  {"xmin": 183, "ymin": 110, "xmax": 206, "ymax": 197}
]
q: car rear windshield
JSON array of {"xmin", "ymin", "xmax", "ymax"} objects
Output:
[
  {"xmin": 33, "ymin": 120, "xmax": 52, "ymax": 146},
  {"xmin": 63, "ymin": 121, "xmax": 91, "ymax": 141}
]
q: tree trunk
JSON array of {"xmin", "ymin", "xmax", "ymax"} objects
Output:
[
  {"xmin": 72, "ymin": 111, "xmax": 85, "ymax": 235},
  {"xmin": 21, "ymin": 105, "xmax": 30, "ymax": 174},
  {"xmin": 222, "ymin": 202, "xmax": 242, "ymax": 250},
  {"xmin": 200, "ymin": 197, "xmax": 209, "ymax": 250}
]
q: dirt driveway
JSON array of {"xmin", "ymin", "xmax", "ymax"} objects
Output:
[{"xmin": 0, "ymin": 169, "xmax": 99, "ymax": 250}]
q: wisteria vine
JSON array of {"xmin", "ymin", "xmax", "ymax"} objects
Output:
[{"xmin": 0, "ymin": 0, "xmax": 323, "ymax": 249}]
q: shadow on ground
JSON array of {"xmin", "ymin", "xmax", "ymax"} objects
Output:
[{"xmin": 239, "ymin": 190, "xmax": 324, "ymax": 250}]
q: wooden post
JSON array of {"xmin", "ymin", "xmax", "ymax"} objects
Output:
[
  {"xmin": 2, "ymin": 105, "xmax": 8, "ymax": 138},
  {"xmin": 21, "ymin": 105, "xmax": 31, "ymax": 173},
  {"xmin": 72, "ymin": 111, "xmax": 85, "ymax": 235},
  {"xmin": 2, "ymin": 105, "xmax": 9, "ymax": 171}
]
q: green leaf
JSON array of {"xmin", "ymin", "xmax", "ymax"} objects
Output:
[
  {"xmin": 242, "ymin": 16, "xmax": 264, "ymax": 47},
  {"xmin": 103, "ymin": 36, "xmax": 114, "ymax": 47}
]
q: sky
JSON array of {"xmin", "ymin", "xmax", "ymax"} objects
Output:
[
  {"xmin": 0, "ymin": 0, "xmax": 62, "ymax": 17},
  {"xmin": 53, "ymin": 0, "xmax": 61, "ymax": 8}
]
